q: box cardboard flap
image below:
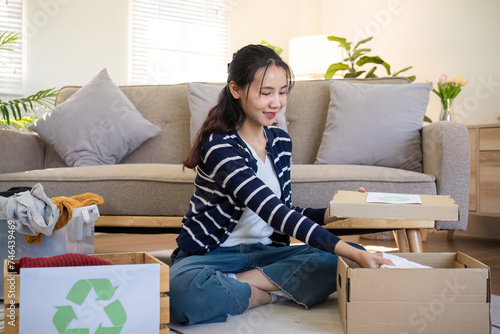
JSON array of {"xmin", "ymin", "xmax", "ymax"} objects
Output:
[
  {"xmin": 337, "ymin": 255, "xmax": 349, "ymax": 331},
  {"xmin": 346, "ymin": 301, "xmax": 491, "ymax": 334}
]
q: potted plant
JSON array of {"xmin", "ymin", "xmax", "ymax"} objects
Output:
[
  {"xmin": 324, "ymin": 35, "xmax": 415, "ymax": 82},
  {"xmin": 0, "ymin": 31, "xmax": 58, "ymax": 130},
  {"xmin": 324, "ymin": 35, "xmax": 432, "ymax": 122}
]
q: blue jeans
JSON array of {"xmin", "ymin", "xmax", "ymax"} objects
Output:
[{"xmin": 169, "ymin": 242, "xmax": 365, "ymax": 325}]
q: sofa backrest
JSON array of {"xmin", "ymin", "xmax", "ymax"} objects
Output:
[{"xmin": 48, "ymin": 77, "xmax": 409, "ymax": 168}]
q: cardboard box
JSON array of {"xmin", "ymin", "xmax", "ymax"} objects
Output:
[
  {"xmin": 330, "ymin": 191, "xmax": 459, "ymax": 221},
  {"xmin": 337, "ymin": 252, "xmax": 491, "ymax": 334},
  {"xmin": 3, "ymin": 252, "xmax": 170, "ymax": 334}
]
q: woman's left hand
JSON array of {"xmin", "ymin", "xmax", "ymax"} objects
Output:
[
  {"xmin": 335, "ymin": 240, "xmax": 395, "ymax": 268},
  {"xmin": 354, "ymin": 249, "xmax": 395, "ymax": 268},
  {"xmin": 324, "ymin": 187, "xmax": 367, "ymax": 224}
]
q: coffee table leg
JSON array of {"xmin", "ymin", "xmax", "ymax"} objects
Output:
[
  {"xmin": 393, "ymin": 229, "xmax": 410, "ymax": 252},
  {"xmin": 406, "ymin": 229, "xmax": 423, "ymax": 253}
]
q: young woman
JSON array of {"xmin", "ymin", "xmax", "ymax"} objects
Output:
[{"xmin": 170, "ymin": 44, "xmax": 393, "ymax": 325}]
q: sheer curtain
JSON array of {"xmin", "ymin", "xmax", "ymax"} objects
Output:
[{"xmin": 129, "ymin": 0, "xmax": 229, "ymax": 85}]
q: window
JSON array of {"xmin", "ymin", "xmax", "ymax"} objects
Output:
[
  {"xmin": 130, "ymin": 0, "xmax": 229, "ymax": 85},
  {"xmin": 0, "ymin": 0, "xmax": 23, "ymax": 100}
]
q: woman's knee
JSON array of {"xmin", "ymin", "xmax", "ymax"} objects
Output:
[{"xmin": 169, "ymin": 266, "xmax": 251, "ymax": 324}]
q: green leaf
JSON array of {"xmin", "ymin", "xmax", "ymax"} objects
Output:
[
  {"xmin": 392, "ymin": 66, "xmax": 413, "ymax": 76},
  {"xmin": 0, "ymin": 31, "xmax": 18, "ymax": 51},
  {"xmin": 0, "ymin": 87, "xmax": 59, "ymax": 125},
  {"xmin": 344, "ymin": 71, "xmax": 365, "ymax": 78},
  {"xmin": 1, "ymin": 105, "xmax": 9, "ymax": 124},
  {"xmin": 406, "ymin": 75, "xmax": 416, "ymax": 82},
  {"xmin": 356, "ymin": 56, "xmax": 391, "ymax": 75},
  {"xmin": 354, "ymin": 36, "xmax": 373, "ymax": 50},
  {"xmin": 424, "ymin": 115, "xmax": 432, "ymax": 123},
  {"xmin": 14, "ymin": 102, "xmax": 22, "ymax": 119},
  {"xmin": 327, "ymin": 36, "xmax": 351, "ymax": 51},
  {"xmin": 350, "ymin": 48, "xmax": 371, "ymax": 61},
  {"xmin": 365, "ymin": 66, "xmax": 378, "ymax": 78},
  {"xmin": 325, "ymin": 62, "xmax": 349, "ymax": 79},
  {"xmin": 260, "ymin": 40, "xmax": 283, "ymax": 55},
  {"xmin": 356, "ymin": 55, "xmax": 383, "ymax": 66}
]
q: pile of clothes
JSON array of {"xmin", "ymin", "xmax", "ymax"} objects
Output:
[{"xmin": 0, "ymin": 183, "xmax": 103, "ymax": 244}]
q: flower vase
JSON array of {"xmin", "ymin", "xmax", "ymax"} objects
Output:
[{"xmin": 439, "ymin": 98, "xmax": 454, "ymax": 121}]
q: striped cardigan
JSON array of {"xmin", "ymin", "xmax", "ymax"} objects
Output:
[{"xmin": 176, "ymin": 126, "xmax": 341, "ymax": 256}]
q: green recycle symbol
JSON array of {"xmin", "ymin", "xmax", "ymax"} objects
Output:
[
  {"xmin": 378, "ymin": 196, "xmax": 410, "ymax": 202},
  {"xmin": 52, "ymin": 279, "xmax": 127, "ymax": 334}
]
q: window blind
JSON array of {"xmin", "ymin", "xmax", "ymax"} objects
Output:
[
  {"xmin": 0, "ymin": 0, "xmax": 23, "ymax": 100},
  {"xmin": 130, "ymin": 0, "xmax": 229, "ymax": 85}
]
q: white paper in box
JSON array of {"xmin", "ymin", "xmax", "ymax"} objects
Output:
[{"xmin": 0, "ymin": 205, "xmax": 99, "ymax": 299}]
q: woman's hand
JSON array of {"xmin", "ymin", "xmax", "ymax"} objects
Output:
[
  {"xmin": 353, "ymin": 249, "xmax": 395, "ymax": 268},
  {"xmin": 324, "ymin": 187, "xmax": 367, "ymax": 224},
  {"xmin": 334, "ymin": 240, "xmax": 395, "ymax": 268}
]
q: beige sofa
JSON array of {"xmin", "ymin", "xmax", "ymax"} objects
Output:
[{"xmin": 0, "ymin": 78, "xmax": 470, "ymax": 239}]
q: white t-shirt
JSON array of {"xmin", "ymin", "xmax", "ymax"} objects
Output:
[{"xmin": 221, "ymin": 140, "xmax": 281, "ymax": 247}]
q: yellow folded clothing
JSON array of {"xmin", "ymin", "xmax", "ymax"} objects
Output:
[{"xmin": 25, "ymin": 193, "xmax": 104, "ymax": 244}]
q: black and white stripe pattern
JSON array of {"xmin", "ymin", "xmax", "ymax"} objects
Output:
[{"xmin": 177, "ymin": 126, "xmax": 340, "ymax": 256}]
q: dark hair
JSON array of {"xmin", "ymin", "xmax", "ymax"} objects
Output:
[{"xmin": 183, "ymin": 44, "xmax": 294, "ymax": 169}]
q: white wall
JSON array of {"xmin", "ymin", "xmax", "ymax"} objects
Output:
[
  {"xmin": 25, "ymin": 0, "xmax": 324, "ymax": 92},
  {"xmin": 228, "ymin": 0, "xmax": 322, "ymax": 61},
  {"xmin": 25, "ymin": 0, "xmax": 500, "ymax": 125},
  {"xmin": 229, "ymin": 0, "xmax": 500, "ymax": 125},
  {"xmin": 320, "ymin": 0, "xmax": 500, "ymax": 125},
  {"xmin": 25, "ymin": 0, "xmax": 128, "ymax": 93}
]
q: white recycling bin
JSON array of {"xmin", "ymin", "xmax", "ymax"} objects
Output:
[{"xmin": 1, "ymin": 204, "xmax": 99, "ymax": 299}]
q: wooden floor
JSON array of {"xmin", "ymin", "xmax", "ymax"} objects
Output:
[{"xmin": 94, "ymin": 230, "xmax": 500, "ymax": 295}]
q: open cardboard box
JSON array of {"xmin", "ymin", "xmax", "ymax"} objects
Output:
[{"xmin": 337, "ymin": 252, "xmax": 491, "ymax": 334}]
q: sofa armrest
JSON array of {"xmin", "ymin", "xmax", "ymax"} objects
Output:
[
  {"xmin": 0, "ymin": 130, "xmax": 46, "ymax": 174},
  {"xmin": 422, "ymin": 121, "xmax": 470, "ymax": 231}
]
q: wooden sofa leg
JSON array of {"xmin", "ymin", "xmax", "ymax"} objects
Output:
[
  {"xmin": 393, "ymin": 229, "xmax": 410, "ymax": 252},
  {"xmin": 406, "ymin": 229, "xmax": 423, "ymax": 253}
]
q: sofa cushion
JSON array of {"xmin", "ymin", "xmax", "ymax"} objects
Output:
[
  {"xmin": 0, "ymin": 164, "xmax": 435, "ymax": 218},
  {"xmin": 187, "ymin": 82, "xmax": 288, "ymax": 143},
  {"xmin": 29, "ymin": 69, "xmax": 161, "ymax": 167},
  {"xmin": 315, "ymin": 81, "xmax": 432, "ymax": 172},
  {"xmin": 0, "ymin": 164, "xmax": 197, "ymax": 217},
  {"xmin": 285, "ymin": 78, "xmax": 410, "ymax": 165}
]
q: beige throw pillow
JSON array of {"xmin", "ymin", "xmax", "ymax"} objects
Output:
[
  {"xmin": 315, "ymin": 80, "xmax": 432, "ymax": 172},
  {"xmin": 29, "ymin": 69, "xmax": 161, "ymax": 167}
]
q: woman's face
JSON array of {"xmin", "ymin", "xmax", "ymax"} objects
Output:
[{"xmin": 231, "ymin": 64, "xmax": 288, "ymax": 130}]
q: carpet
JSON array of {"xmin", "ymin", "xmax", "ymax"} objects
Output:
[{"xmin": 1, "ymin": 295, "xmax": 499, "ymax": 333}]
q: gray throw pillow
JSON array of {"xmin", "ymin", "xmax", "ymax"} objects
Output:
[
  {"xmin": 187, "ymin": 82, "xmax": 288, "ymax": 144},
  {"xmin": 29, "ymin": 69, "xmax": 161, "ymax": 167},
  {"xmin": 315, "ymin": 80, "xmax": 432, "ymax": 172}
]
